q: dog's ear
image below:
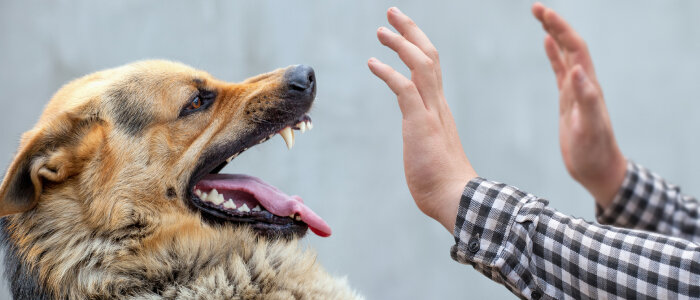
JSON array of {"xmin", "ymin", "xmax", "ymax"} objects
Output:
[
  {"xmin": 0, "ymin": 112, "xmax": 102, "ymax": 217},
  {"xmin": 0, "ymin": 130, "xmax": 55, "ymax": 216}
]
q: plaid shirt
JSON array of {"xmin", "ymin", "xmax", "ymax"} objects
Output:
[{"xmin": 450, "ymin": 162, "xmax": 700, "ymax": 299}]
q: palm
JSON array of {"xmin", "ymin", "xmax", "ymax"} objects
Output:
[
  {"xmin": 402, "ymin": 113, "xmax": 470, "ymax": 218},
  {"xmin": 369, "ymin": 7, "xmax": 477, "ymax": 231}
]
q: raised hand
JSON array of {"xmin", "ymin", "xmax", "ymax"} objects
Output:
[
  {"xmin": 368, "ymin": 7, "xmax": 477, "ymax": 232},
  {"xmin": 532, "ymin": 3, "xmax": 627, "ymax": 208}
]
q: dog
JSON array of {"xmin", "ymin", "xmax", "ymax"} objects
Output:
[{"xmin": 0, "ymin": 61, "xmax": 361, "ymax": 299}]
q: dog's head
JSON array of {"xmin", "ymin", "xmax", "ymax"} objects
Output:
[{"xmin": 0, "ymin": 60, "xmax": 330, "ymax": 240}]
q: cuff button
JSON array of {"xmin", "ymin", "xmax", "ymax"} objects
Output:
[{"xmin": 467, "ymin": 237, "xmax": 480, "ymax": 254}]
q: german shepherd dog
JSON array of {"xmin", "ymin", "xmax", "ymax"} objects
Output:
[{"xmin": 0, "ymin": 61, "xmax": 361, "ymax": 299}]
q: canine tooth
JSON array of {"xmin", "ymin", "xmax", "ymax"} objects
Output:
[
  {"xmin": 298, "ymin": 122, "xmax": 306, "ymax": 133},
  {"xmin": 195, "ymin": 189, "xmax": 202, "ymax": 197},
  {"xmin": 279, "ymin": 127, "xmax": 294, "ymax": 149},
  {"xmin": 295, "ymin": 215, "xmax": 301, "ymax": 221},
  {"xmin": 238, "ymin": 204, "xmax": 250, "ymax": 212},
  {"xmin": 252, "ymin": 205, "xmax": 261, "ymax": 212},
  {"xmin": 208, "ymin": 189, "xmax": 224, "ymax": 205},
  {"xmin": 223, "ymin": 199, "xmax": 237, "ymax": 209}
]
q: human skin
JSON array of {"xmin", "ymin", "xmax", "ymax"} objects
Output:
[
  {"xmin": 368, "ymin": 7, "xmax": 476, "ymax": 232},
  {"xmin": 531, "ymin": 3, "xmax": 627, "ymax": 209},
  {"xmin": 368, "ymin": 4, "xmax": 627, "ymax": 232}
]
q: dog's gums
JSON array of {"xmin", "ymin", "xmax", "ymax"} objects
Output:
[
  {"xmin": 187, "ymin": 113, "xmax": 332, "ymax": 238},
  {"xmin": 174, "ymin": 65, "xmax": 327, "ymax": 240}
]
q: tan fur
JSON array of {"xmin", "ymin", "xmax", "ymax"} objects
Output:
[{"xmin": 0, "ymin": 61, "xmax": 361, "ymax": 299}]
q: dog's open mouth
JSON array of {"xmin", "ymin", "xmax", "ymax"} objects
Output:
[{"xmin": 187, "ymin": 116, "xmax": 331, "ymax": 239}]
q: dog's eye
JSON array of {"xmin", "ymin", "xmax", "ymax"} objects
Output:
[
  {"xmin": 179, "ymin": 91, "xmax": 216, "ymax": 118},
  {"xmin": 189, "ymin": 97, "xmax": 202, "ymax": 110}
]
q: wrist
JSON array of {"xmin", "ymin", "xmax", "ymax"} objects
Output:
[
  {"xmin": 434, "ymin": 176, "xmax": 475, "ymax": 233},
  {"xmin": 586, "ymin": 153, "xmax": 627, "ymax": 209}
]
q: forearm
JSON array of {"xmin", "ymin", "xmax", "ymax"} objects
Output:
[
  {"xmin": 452, "ymin": 177, "xmax": 700, "ymax": 299},
  {"xmin": 597, "ymin": 161, "xmax": 700, "ymax": 243}
]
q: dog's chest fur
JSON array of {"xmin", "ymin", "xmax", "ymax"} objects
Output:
[{"xmin": 0, "ymin": 217, "xmax": 360, "ymax": 300}]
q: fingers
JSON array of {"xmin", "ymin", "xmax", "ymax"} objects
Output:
[
  {"xmin": 532, "ymin": 3, "xmax": 596, "ymax": 79},
  {"xmin": 544, "ymin": 35, "xmax": 566, "ymax": 89},
  {"xmin": 377, "ymin": 26, "xmax": 442, "ymax": 108},
  {"xmin": 368, "ymin": 57, "xmax": 425, "ymax": 116},
  {"xmin": 532, "ymin": 2, "xmax": 546, "ymax": 26},
  {"xmin": 386, "ymin": 7, "xmax": 441, "ymax": 69},
  {"xmin": 377, "ymin": 27, "xmax": 434, "ymax": 74},
  {"xmin": 541, "ymin": 9, "xmax": 586, "ymax": 53}
]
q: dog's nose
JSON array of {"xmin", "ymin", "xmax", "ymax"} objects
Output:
[{"xmin": 285, "ymin": 65, "xmax": 316, "ymax": 96}]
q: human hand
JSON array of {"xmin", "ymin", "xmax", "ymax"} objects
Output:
[
  {"xmin": 532, "ymin": 3, "xmax": 627, "ymax": 209},
  {"xmin": 368, "ymin": 7, "xmax": 477, "ymax": 232}
]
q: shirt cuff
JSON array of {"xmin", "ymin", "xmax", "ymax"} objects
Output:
[
  {"xmin": 450, "ymin": 177, "xmax": 539, "ymax": 266},
  {"xmin": 596, "ymin": 161, "xmax": 673, "ymax": 230}
]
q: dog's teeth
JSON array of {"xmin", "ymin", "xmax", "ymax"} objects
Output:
[
  {"xmin": 252, "ymin": 205, "xmax": 261, "ymax": 212},
  {"xmin": 207, "ymin": 189, "xmax": 218, "ymax": 200},
  {"xmin": 279, "ymin": 127, "xmax": 294, "ymax": 149},
  {"xmin": 297, "ymin": 121, "xmax": 306, "ymax": 133},
  {"xmin": 201, "ymin": 192, "xmax": 209, "ymax": 201},
  {"xmin": 295, "ymin": 215, "xmax": 301, "ymax": 221},
  {"xmin": 195, "ymin": 189, "xmax": 202, "ymax": 197},
  {"xmin": 208, "ymin": 189, "xmax": 224, "ymax": 205},
  {"xmin": 306, "ymin": 121, "xmax": 313, "ymax": 130},
  {"xmin": 289, "ymin": 214, "xmax": 295, "ymax": 219},
  {"xmin": 223, "ymin": 199, "xmax": 236, "ymax": 210},
  {"xmin": 238, "ymin": 204, "xmax": 250, "ymax": 212}
]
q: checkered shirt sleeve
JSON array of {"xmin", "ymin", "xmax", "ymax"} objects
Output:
[
  {"xmin": 597, "ymin": 161, "xmax": 700, "ymax": 243},
  {"xmin": 450, "ymin": 177, "xmax": 700, "ymax": 299}
]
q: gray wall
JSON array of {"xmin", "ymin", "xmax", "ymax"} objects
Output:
[{"xmin": 1, "ymin": 1, "xmax": 699, "ymax": 299}]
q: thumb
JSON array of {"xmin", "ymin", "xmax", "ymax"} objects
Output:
[{"xmin": 571, "ymin": 65, "xmax": 600, "ymax": 109}]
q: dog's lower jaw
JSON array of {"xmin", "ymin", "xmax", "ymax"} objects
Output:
[{"xmin": 0, "ymin": 214, "xmax": 361, "ymax": 300}]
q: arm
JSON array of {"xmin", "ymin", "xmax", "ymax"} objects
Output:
[
  {"xmin": 531, "ymin": 3, "xmax": 627, "ymax": 209},
  {"xmin": 368, "ymin": 7, "xmax": 475, "ymax": 232},
  {"xmin": 533, "ymin": 3, "xmax": 700, "ymax": 241},
  {"xmin": 453, "ymin": 177, "xmax": 700, "ymax": 299},
  {"xmin": 368, "ymin": 6, "xmax": 700, "ymax": 299},
  {"xmin": 597, "ymin": 161, "xmax": 700, "ymax": 243}
]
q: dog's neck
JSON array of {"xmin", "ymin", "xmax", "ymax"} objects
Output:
[
  {"xmin": 1, "ymin": 216, "xmax": 54, "ymax": 299},
  {"xmin": 0, "ymin": 199, "xmax": 359, "ymax": 299}
]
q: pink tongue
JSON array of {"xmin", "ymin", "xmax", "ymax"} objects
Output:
[{"xmin": 195, "ymin": 174, "xmax": 331, "ymax": 237}]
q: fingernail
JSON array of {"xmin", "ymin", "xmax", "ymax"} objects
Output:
[
  {"xmin": 390, "ymin": 7, "xmax": 401, "ymax": 14},
  {"xmin": 368, "ymin": 57, "xmax": 377, "ymax": 64}
]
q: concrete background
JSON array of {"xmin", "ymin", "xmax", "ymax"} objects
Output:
[{"xmin": 2, "ymin": 1, "xmax": 700, "ymax": 299}]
